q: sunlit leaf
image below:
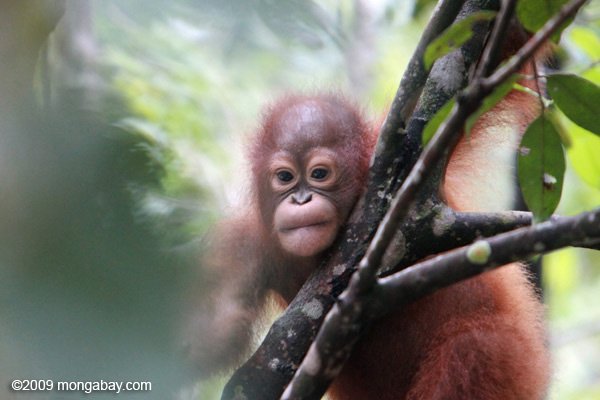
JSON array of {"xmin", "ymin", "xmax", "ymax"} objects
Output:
[
  {"xmin": 465, "ymin": 75, "xmax": 520, "ymax": 135},
  {"xmin": 547, "ymin": 74, "xmax": 600, "ymax": 136},
  {"xmin": 423, "ymin": 11, "xmax": 497, "ymax": 70},
  {"xmin": 422, "ymin": 98, "xmax": 455, "ymax": 146},
  {"xmin": 516, "ymin": 0, "xmax": 571, "ymax": 41},
  {"xmin": 567, "ymin": 122, "xmax": 600, "ymax": 189},
  {"xmin": 518, "ymin": 114, "xmax": 565, "ymax": 221}
]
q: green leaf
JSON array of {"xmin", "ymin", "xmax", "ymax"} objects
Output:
[
  {"xmin": 547, "ymin": 74, "xmax": 600, "ymax": 136},
  {"xmin": 518, "ymin": 115, "xmax": 566, "ymax": 221},
  {"xmin": 422, "ymin": 98, "xmax": 455, "ymax": 146},
  {"xmin": 465, "ymin": 75, "xmax": 520, "ymax": 136},
  {"xmin": 423, "ymin": 11, "xmax": 497, "ymax": 70},
  {"xmin": 567, "ymin": 122, "xmax": 600, "ymax": 189},
  {"xmin": 516, "ymin": 0, "xmax": 571, "ymax": 41}
]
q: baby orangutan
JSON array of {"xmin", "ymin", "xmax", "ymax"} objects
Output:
[{"xmin": 184, "ymin": 90, "xmax": 549, "ymax": 399}]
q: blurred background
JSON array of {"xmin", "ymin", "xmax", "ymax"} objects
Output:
[{"xmin": 0, "ymin": 0, "xmax": 598, "ymax": 399}]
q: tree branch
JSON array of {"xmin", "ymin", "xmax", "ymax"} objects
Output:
[
  {"xmin": 372, "ymin": 0, "xmax": 463, "ymax": 137},
  {"xmin": 220, "ymin": 3, "xmax": 485, "ymax": 398},
  {"xmin": 279, "ymin": 0, "xmax": 591, "ymax": 398},
  {"xmin": 222, "ymin": 1, "xmax": 591, "ymax": 399},
  {"xmin": 474, "ymin": 0, "xmax": 517, "ymax": 79},
  {"xmin": 365, "ymin": 0, "xmax": 464, "ymax": 224},
  {"xmin": 379, "ymin": 207, "xmax": 600, "ymax": 303},
  {"xmin": 283, "ymin": 207, "xmax": 600, "ymax": 400},
  {"xmin": 484, "ymin": 0, "xmax": 588, "ymax": 89},
  {"xmin": 357, "ymin": 0, "xmax": 588, "ymax": 287},
  {"xmin": 378, "ymin": 208, "xmax": 534, "ymax": 275},
  {"xmin": 356, "ymin": 0, "xmax": 502, "ymax": 291}
]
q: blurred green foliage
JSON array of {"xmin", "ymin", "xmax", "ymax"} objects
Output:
[
  {"xmin": 0, "ymin": 101, "xmax": 192, "ymax": 397},
  {"xmin": 544, "ymin": 14, "xmax": 600, "ymax": 400}
]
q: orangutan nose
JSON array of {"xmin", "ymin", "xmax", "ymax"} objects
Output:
[{"xmin": 291, "ymin": 190, "xmax": 312, "ymax": 205}]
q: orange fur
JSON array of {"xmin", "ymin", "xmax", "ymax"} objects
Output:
[
  {"xmin": 329, "ymin": 48, "xmax": 550, "ymax": 400},
  {"xmin": 183, "ymin": 94, "xmax": 376, "ymax": 376},
  {"xmin": 186, "ymin": 43, "xmax": 551, "ymax": 399}
]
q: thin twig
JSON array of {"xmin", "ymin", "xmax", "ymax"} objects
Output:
[
  {"xmin": 355, "ymin": 0, "xmax": 588, "ymax": 292},
  {"xmin": 484, "ymin": 0, "xmax": 588, "ymax": 90},
  {"xmin": 283, "ymin": 207, "xmax": 600, "ymax": 400},
  {"xmin": 281, "ymin": 1, "xmax": 590, "ymax": 398},
  {"xmin": 474, "ymin": 0, "xmax": 517, "ymax": 79}
]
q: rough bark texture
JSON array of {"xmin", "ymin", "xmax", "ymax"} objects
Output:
[
  {"xmin": 221, "ymin": 0, "xmax": 593, "ymax": 398},
  {"xmin": 221, "ymin": 1, "xmax": 500, "ymax": 398}
]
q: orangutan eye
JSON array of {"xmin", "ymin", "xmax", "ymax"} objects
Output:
[
  {"xmin": 277, "ymin": 170, "xmax": 294, "ymax": 183},
  {"xmin": 310, "ymin": 168, "xmax": 329, "ymax": 180}
]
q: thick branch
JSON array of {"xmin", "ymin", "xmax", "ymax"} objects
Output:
[
  {"xmin": 379, "ymin": 208, "xmax": 600, "ymax": 303},
  {"xmin": 370, "ymin": 0, "xmax": 463, "ymax": 153},
  {"xmin": 356, "ymin": 0, "xmax": 501, "ymax": 291},
  {"xmin": 415, "ymin": 209, "xmax": 534, "ymax": 260},
  {"xmin": 355, "ymin": 0, "xmax": 588, "ymax": 288},
  {"xmin": 449, "ymin": 210, "xmax": 532, "ymax": 236},
  {"xmin": 380, "ymin": 207, "xmax": 534, "ymax": 274},
  {"xmin": 222, "ymin": 1, "xmax": 591, "ymax": 399},
  {"xmin": 220, "ymin": 3, "xmax": 481, "ymax": 399},
  {"xmin": 280, "ymin": 1, "xmax": 590, "ymax": 398},
  {"xmin": 283, "ymin": 208, "xmax": 600, "ymax": 400},
  {"xmin": 390, "ymin": 209, "xmax": 599, "ymax": 273},
  {"xmin": 365, "ymin": 0, "xmax": 464, "ymax": 224}
]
